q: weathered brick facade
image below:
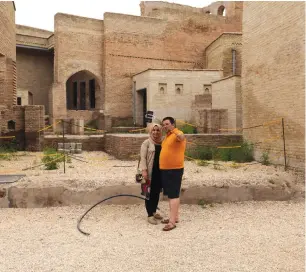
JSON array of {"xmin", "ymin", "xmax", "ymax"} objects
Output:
[
  {"xmin": 241, "ymin": 2, "xmax": 305, "ymax": 169},
  {"xmin": 0, "ymin": 2, "xmax": 16, "ymax": 108},
  {"xmin": 105, "ymin": 133, "xmax": 242, "ymax": 160},
  {"xmin": 103, "ymin": 9, "xmax": 242, "ymax": 124}
]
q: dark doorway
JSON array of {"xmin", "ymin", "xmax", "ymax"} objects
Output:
[
  {"xmin": 80, "ymin": 81, "xmax": 86, "ymax": 110},
  {"xmin": 140, "ymin": 88, "xmax": 147, "ymax": 126},
  {"xmin": 89, "ymin": 79, "xmax": 96, "ymax": 109}
]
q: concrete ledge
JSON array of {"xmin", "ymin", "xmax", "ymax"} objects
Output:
[{"xmin": 2, "ymin": 184, "xmax": 302, "ymax": 208}]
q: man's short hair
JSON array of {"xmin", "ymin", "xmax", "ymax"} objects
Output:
[{"xmin": 162, "ymin": 116, "xmax": 175, "ymax": 125}]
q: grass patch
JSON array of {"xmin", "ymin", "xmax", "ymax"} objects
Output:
[{"xmin": 41, "ymin": 147, "xmax": 65, "ymax": 170}]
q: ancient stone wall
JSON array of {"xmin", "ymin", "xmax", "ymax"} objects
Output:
[{"xmin": 241, "ymin": 2, "xmax": 305, "ymax": 169}]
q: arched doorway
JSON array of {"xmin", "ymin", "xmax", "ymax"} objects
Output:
[{"xmin": 66, "ymin": 70, "xmax": 100, "ymax": 110}]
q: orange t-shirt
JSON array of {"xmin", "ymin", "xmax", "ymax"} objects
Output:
[{"xmin": 160, "ymin": 128, "xmax": 186, "ymax": 169}]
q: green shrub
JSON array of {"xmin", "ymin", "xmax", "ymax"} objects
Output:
[
  {"xmin": 186, "ymin": 146, "xmax": 214, "ymax": 160},
  {"xmin": 214, "ymin": 141, "xmax": 254, "ymax": 163},
  {"xmin": 41, "ymin": 148, "xmax": 65, "ymax": 170},
  {"xmin": 0, "ymin": 146, "xmax": 16, "ymax": 160},
  {"xmin": 179, "ymin": 124, "xmax": 197, "ymax": 134},
  {"xmin": 85, "ymin": 119, "xmax": 99, "ymax": 130},
  {"xmin": 260, "ymin": 151, "xmax": 270, "ymax": 165},
  {"xmin": 186, "ymin": 141, "xmax": 254, "ymax": 163}
]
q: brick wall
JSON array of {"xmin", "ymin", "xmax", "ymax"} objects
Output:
[
  {"xmin": 205, "ymin": 33, "xmax": 242, "ymax": 77},
  {"xmin": 52, "ymin": 13, "xmax": 104, "ymax": 120},
  {"xmin": 241, "ymin": 2, "xmax": 305, "ymax": 169},
  {"xmin": 105, "ymin": 133, "xmax": 242, "ymax": 160},
  {"xmin": 191, "ymin": 109, "xmax": 228, "ymax": 133},
  {"xmin": 16, "ymin": 47, "xmax": 53, "ymax": 114},
  {"xmin": 0, "ymin": 2, "xmax": 16, "ymax": 108},
  {"xmin": 0, "ymin": 105, "xmax": 25, "ymax": 149},
  {"xmin": 103, "ymin": 11, "xmax": 242, "ymax": 122},
  {"xmin": 211, "ymin": 76, "xmax": 242, "ymax": 132},
  {"xmin": 203, "ymin": 1, "xmax": 243, "ymax": 18},
  {"xmin": 0, "ymin": 105, "xmax": 44, "ymax": 151},
  {"xmin": 16, "ymin": 25, "xmax": 53, "ymax": 49},
  {"xmin": 0, "ymin": 2, "xmax": 15, "ymax": 60},
  {"xmin": 133, "ymin": 69, "xmax": 222, "ymax": 125},
  {"xmin": 44, "ymin": 135, "xmax": 104, "ymax": 151},
  {"xmin": 141, "ymin": 1, "xmax": 243, "ymax": 20},
  {"xmin": 24, "ymin": 105, "xmax": 45, "ymax": 151}
]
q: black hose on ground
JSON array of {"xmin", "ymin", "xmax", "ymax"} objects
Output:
[{"xmin": 77, "ymin": 194, "xmax": 147, "ymax": 236}]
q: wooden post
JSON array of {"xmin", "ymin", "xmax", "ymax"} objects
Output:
[{"xmin": 281, "ymin": 118, "xmax": 287, "ymax": 171}]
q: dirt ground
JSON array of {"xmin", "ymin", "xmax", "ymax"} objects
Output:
[
  {"xmin": 0, "ymin": 151, "xmax": 304, "ymax": 193},
  {"xmin": 0, "ymin": 201, "xmax": 304, "ymax": 272}
]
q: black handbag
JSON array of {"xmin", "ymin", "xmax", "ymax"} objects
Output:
[{"xmin": 135, "ymin": 157, "xmax": 144, "ymax": 183}]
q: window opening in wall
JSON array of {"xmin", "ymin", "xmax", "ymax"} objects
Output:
[
  {"xmin": 203, "ymin": 84, "xmax": 212, "ymax": 93},
  {"xmin": 8, "ymin": 120, "xmax": 15, "ymax": 130},
  {"xmin": 159, "ymin": 83, "xmax": 167, "ymax": 94},
  {"xmin": 80, "ymin": 81, "xmax": 86, "ymax": 110},
  {"xmin": 205, "ymin": 11, "xmax": 211, "ymax": 14},
  {"xmin": 72, "ymin": 82, "xmax": 78, "ymax": 109},
  {"xmin": 217, "ymin": 5, "xmax": 226, "ymax": 16},
  {"xmin": 232, "ymin": 49, "xmax": 236, "ymax": 75},
  {"xmin": 89, "ymin": 79, "xmax": 96, "ymax": 109},
  {"xmin": 28, "ymin": 92, "xmax": 33, "ymax": 105},
  {"xmin": 17, "ymin": 97, "xmax": 22, "ymax": 105},
  {"xmin": 175, "ymin": 84, "xmax": 183, "ymax": 95}
]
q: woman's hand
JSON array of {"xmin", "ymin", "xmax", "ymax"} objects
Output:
[{"xmin": 142, "ymin": 170, "xmax": 148, "ymax": 181}]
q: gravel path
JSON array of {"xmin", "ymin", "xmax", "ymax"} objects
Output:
[
  {"xmin": 0, "ymin": 152, "xmax": 304, "ymax": 192},
  {"xmin": 0, "ymin": 201, "xmax": 304, "ymax": 272}
]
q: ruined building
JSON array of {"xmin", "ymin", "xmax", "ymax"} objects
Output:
[{"xmin": 0, "ymin": 1, "xmax": 304, "ymax": 169}]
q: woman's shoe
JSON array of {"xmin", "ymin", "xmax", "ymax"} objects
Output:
[
  {"xmin": 162, "ymin": 222, "xmax": 176, "ymax": 231},
  {"xmin": 153, "ymin": 213, "xmax": 163, "ymax": 220},
  {"xmin": 161, "ymin": 218, "xmax": 179, "ymax": 224},
  {"xmin": 148, "ymin": 216, "xmax": 158, "ymax": 225}
]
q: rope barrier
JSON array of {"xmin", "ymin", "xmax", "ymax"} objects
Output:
[
  {"xmin": 0, "ymin": 136, "xmax": 15, "ymax": 139},
  {"xmin": 37, "ymin": 120, "xmax": 61, "ymax": 132}
]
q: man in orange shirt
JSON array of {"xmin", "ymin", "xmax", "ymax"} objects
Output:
[{"xmin": 160, "ymin": 117, "xmax": 186, "ymax": 231}]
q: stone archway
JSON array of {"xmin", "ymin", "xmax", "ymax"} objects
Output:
[{"xmin": 66, "ymin": 70, "xmax": 101, "ymax": 110}]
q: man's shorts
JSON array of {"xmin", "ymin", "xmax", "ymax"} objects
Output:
[{"xmin": 161, "ymin": 168, "xmax": 184, "ymax": 199}]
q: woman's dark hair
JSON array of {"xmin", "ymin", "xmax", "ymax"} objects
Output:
[{"xmin": 162, "ymin": 116, "xmax": 175, "ymax": 125}]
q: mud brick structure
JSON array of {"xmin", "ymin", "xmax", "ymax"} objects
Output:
[{"xmin": 0, "ymin": 1, "xmax": 304, "ymax": 169}]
